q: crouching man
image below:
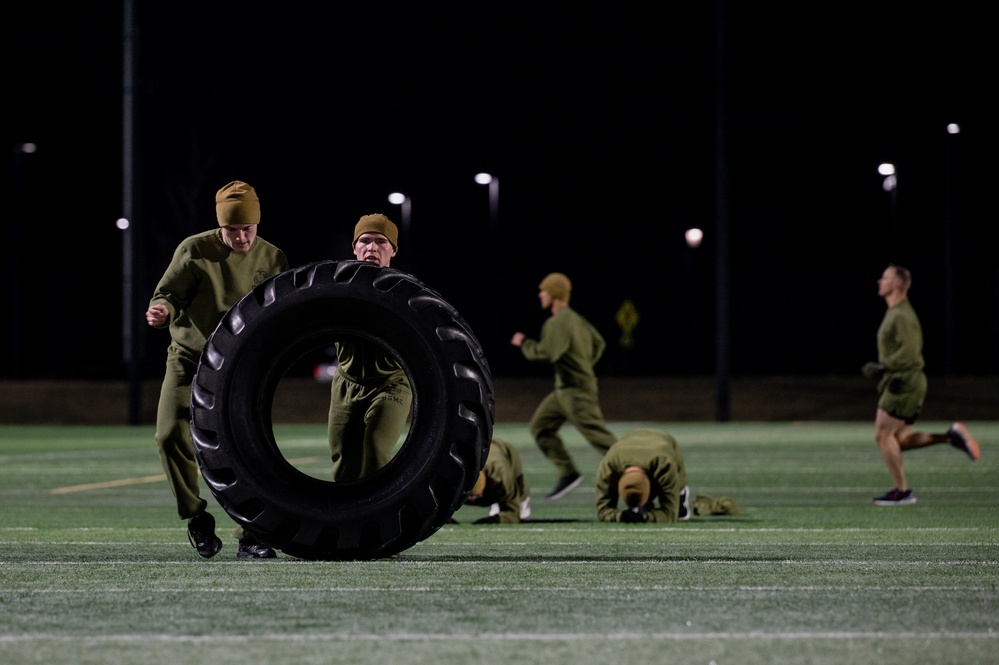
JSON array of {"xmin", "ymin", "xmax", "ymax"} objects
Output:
[{"xmin": 596, "ymin": 428, "xmax": 691, "ymax": 523}]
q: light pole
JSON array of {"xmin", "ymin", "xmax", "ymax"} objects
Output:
[
  {"xmin": 713, "ymin": 0, "xmax": 732, "ymax": 422},
  {"xmin": 942, "ymin": 123, "xmax": 960, "ymax": 375},
  {"xmin": 387, "ymin": 192, "xmax": 411, "ymax": 252},
  {"xmin": 9, "ymin": 142, "xmax": 37, "ymax": 378},
  {"xmin": 879, "ymin": 162, "xmax": 898, "ymax": 261},
  {"xmin": 122, "ymin": 0, "xmax": 142, "ymax": 424},
  {"xmin": 682, "ymin": 227, "xmax": 705, "ymax": 375},
  {"xmin": 474, "ymin": 173, "xmax": 499, "ymax": 245},
  {"xmin": 475, "ymin": 173, "xmax": 502, "ymax": 354},
  {"xmin": 117, "ymin": 215, "xmax": 134, "ymax": 404}
]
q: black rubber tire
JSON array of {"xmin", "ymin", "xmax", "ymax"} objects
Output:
[{"xmin": 190, "ymin": 260, "xmax": 494, "ymax": 560}]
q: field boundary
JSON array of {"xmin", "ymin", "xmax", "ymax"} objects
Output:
[{"xmin": 1, "ymin": 375, "xmax": 996, "ymax": 425}]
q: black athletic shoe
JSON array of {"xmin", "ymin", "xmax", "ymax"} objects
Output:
[
  {"xmin": 237, "ymin": 538, "xmax": 277, "ymax": 559},
  {"xmin": 187, "ymin": 512, "xmax": 223, "ymax": 559},
  {"xmin": 872, "ymin": 488, "xmax": 916, "ymax": 506},
  {"xmin": 546, "ymin": 472, "xmax": 583, "ymax": 501}
]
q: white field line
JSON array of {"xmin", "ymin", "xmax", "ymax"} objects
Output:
[
  {"xmin": 0, "ymin": 630, "xmax": 996, "ymax": 643},
  {"xmin": 47, "ymin": 457, "xmax": 322, "ymax": 494},
  {"xmin": 6, "ymin": 584, "xmax": 997, "ymax": 592},
  {"xmin": 0, "ymin": 540, "xmax": 996, "ymax": 548},
  {"xmin": 49, "ymin": 474, "xmax": 167, "ymax": 494},
  {"xmin": 0, "ymin": 556, "xmax": 999, "ymax": 568},
  {"xmin": 3, "ymin": 526, "xmax": 997, "ymax": 534},
  {"xmin": 44, "ymin": 484, "xmax": 999, "ymax": 495}
]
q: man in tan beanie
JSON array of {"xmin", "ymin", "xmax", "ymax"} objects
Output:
[
  {"xmin": 146, "ymin": 180, "xmax": 288, "ymax": 560},
  {"xmin": 596, "ymin": 428, "xmax": 740, "ymax": 522},
  {"xmin": 597, "ymin": 429, "xmax": 688, "ymax": 523},
  {"xmin": 511, "ymin": 272, "xmax": 617, "ymax": 500},
  {"xmin": 326, "ymin": 213, "xmax": 412, "ymax": 482},
  {"xmin": 459, "ymin": 437, "xmax": 532, "ymax": 524}
]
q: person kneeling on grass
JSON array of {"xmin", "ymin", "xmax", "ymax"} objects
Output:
[
  {"xmin": 461, "ymin": 437, "xmax": 531, "ymax": 524},
  {"xmin": 595, "ymin": 428, "xmax": 740, "ymax": 523}
]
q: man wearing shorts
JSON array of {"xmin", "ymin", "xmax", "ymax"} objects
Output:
[{"xmin": 866, "ymin": 264, "xmax": 980, "ymax": 506}]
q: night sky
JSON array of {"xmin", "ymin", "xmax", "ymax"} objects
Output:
[{"xmin": 2, "ymin": 2, "xmax": 994, "ymax": 382}]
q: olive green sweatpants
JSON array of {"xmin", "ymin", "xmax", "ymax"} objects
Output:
[{"xmin": 529, "ymin": 387, "xmax": 616, "ymax": 478}]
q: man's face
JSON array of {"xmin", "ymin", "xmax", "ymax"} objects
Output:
[
  {"xmin": 353, "ymin": 232, "xmax": 396, "ymax": 267},
  {"xmin": 538, "ymin": 289, "xmax": 553, "ymax": 309},
  {"xmin": 220, "ymin": 223, "xmax": 257, "ymax": 253},
  {"xmin": 877, "ymin": 266, "xmax": 899, "ymax": 297}
]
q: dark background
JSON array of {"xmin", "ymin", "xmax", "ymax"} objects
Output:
[{"xmin": 2, "ymin": 2, "xmax": 994, "ymax": 386}]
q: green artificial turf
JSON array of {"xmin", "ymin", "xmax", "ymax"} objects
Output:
[{"xmin": 1, "ymin": 421, "xmax": 996, "ymax": 665}]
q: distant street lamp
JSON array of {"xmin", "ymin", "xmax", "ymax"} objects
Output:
[
  {"xmin": 387, "ymin": 192, "xmax": 411, "ymax": 250},
  {"xmin": 879, "ymin": 162, "xmax": 898, "ymax": 260},
  {"xmin": 685, "ymin": 227, "xmax": 704, "ymax": 248}
]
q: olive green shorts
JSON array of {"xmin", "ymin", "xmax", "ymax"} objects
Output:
[{"xmin": 877, "ymin": 370, "xmax": 927, "ymax": 423}]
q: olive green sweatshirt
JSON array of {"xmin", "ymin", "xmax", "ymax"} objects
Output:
[
  {"xmin": 595, "ymin": 428, "xmax": 687, "ymax": 523},
  {"xmin": 519, "ymin": 306, "xmax": 606, "ymax": 390},
  {"xmin": 877, "ymin": 298, "xmax": 925, "ymax": 372},
  {"xmin": 466, "ymin": 437, "xmax": 530, "ymax": 523},
  {"xmin": 149, "ymin": 229, "xmax": 288, "ymax": 361}
]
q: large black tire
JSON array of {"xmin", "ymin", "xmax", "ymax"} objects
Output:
[{"xmin": 190, "ymin": 260, "xmax": 493, "ymax": 560}]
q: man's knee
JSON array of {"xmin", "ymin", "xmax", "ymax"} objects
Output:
[{"xmin": 529, "ymin": 415, "xmax": 561, "ymax": 439}]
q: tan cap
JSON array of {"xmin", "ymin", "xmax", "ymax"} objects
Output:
[
  {"xmin": 471, "ymin": 471, "xmax": 487, "ymax": 497},
  {"xmin": 215, "ymin": 180, "xmax": 261, "ymax": 226},
  {"xmin": 618, "ymin": 466, "xmax": 651, "ymax": 508},
  {"xmin": 353, "ymin": 213, "xmax": 399, "ymax": 250},
  {"xmin": 539, "ymin": 272, "xmax": 571, "ymax": 301}
]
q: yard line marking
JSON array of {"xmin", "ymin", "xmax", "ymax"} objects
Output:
[
  {"xmin": 6, "ymin": 559, "xmax": 997, "ymax": 568},
  {"xmin": 456, "ymin": 526, "xmax": 999, "ymax": 533},
  {"xmin": 9, "ymin": 584, "xmax": 997, "ymax": 592},
  {"xmin": 49, "ymin": 457, "xmax": 322, "ymax": 494},
  {"xmin": 0, "ymin": 630, "xmax": 996, "ymax": 643},
  {"xmin": 50, "ymin": 475, "xmax": 166, "ymax": 494}
]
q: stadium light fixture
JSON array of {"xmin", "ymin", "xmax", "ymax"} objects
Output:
[{"xmin": 387, "ymin": 192, "xmax": 411, "ymax": 245}]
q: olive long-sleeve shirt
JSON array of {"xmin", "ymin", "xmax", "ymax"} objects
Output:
[
  {"xmin": 149, "ymin": 229, "xmax": 289, "ymax": 361},
  {"xmin": 519, "ymin": 306, "xmax": 605, "ymax": 390},
  {"xmin": 595, "ymin": 429, "xmax": 688, "ymax": 523},
  {"xmin": 877, "ymin": 298, "xmax": 924, "ymax": 373},
  {"xmin": 466, "ymin": 437, "xmax": 530, "ymax": 524}
]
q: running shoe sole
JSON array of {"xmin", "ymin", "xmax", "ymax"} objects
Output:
[
  {"xmin": 949, "ymin": 421, "xmax": 980, "ymax": 461},
  {"xmin": 546, "ymin": 474, "xmax": 583, "ymax": 501}
]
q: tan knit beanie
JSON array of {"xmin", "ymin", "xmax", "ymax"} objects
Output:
[
  {"xmin": 539, "ymin": 272, "xmax": 571, "ymax": 302},
  {"xmin": 471, "ymin": 471, "xmax": 487, "ymax": 497},
  {"xmin": 215, "ymin": 180, "xmax": 261, "ymax": 227},
  {"xmin": 618, "ymin": 466, "xmax": 651, "ymax": 508},
  {"xmin": 353, "ymin": 213, "xmax": 399, "ymax": 251}
]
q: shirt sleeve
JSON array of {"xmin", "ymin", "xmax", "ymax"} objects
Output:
[
  {"xmin": 595, "ymin": 456, "xmax": 621, "ymax": 522},
  {"xmin": 645, "ymin": 458, "xmax": 681, "ymax": 523},
  {"xmin": 488, "ymin": 455, "xmax": 524, "ymax": 524},
  {"xmin": 149, "ymin": 241, "xmax": 199, "ymax": 325},
  {"xmin": 519, "ymin": 316, "xmax": 570, "ymax": 364}
]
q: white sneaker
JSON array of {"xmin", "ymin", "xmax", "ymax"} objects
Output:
[
  {"xmin": 520, "ymin": 496, "xmax": 532, "ymax": 521},
  {"xmin": 678, "ymin": 485, "xmax": 691, "ymax": 521}
]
